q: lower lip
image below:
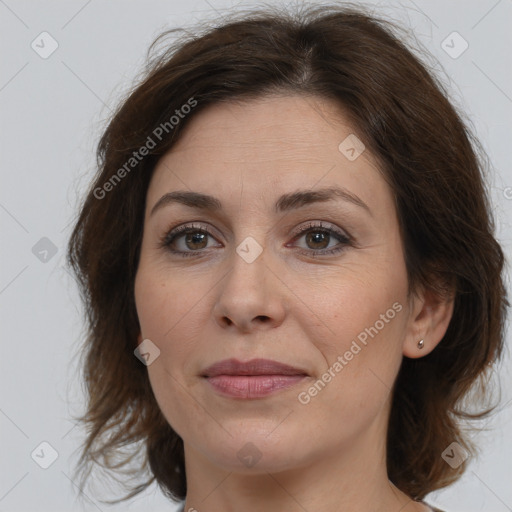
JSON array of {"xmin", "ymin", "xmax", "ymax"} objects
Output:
[{"xmin": 204, "ymin": 374, "xmax": 307, "ymax": 398}]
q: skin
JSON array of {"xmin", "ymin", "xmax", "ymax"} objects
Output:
[{"xmin": 134, "ymin": 94, "xmax": 454, "ymax": 512}]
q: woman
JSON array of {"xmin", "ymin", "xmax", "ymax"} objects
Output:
[{"xmin": 67, "ymin": 4, "xmax": 509, "ymax": 512}]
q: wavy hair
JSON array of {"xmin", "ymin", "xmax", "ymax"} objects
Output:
[{"xmin": 67, "ymin": 2, "xmax": 509, "ymax": 505}]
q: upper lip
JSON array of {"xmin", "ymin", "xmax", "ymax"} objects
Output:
[{"xmin": 201, "ymin": 358, "xmax": 308, "ymax": 377}]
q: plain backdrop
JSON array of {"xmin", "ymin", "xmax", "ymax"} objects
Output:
[{"xmin": 1, "ymin": 1, "xmax": 511, "ymax": 511}]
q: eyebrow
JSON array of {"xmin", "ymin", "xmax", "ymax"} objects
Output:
[{"xmin": 150, "ymin": 185, "xmax": 372, "ymax": 217}]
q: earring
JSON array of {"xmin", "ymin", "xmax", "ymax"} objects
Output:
[{"xmin": 417, "ymin": 339, "xmax": 425, "ymax": 349}]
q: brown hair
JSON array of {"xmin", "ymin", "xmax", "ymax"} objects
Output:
[{"xmin": 67, "ymin": 2, "xmax": 509, "ymax": 505}]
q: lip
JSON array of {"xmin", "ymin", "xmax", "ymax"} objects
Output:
[
  {"xmin": 201, "ymin": 358, "xmax": 309, "ymax": 399},
  {"xmin": 202, "ymin": 358, "xmax": 308, "ymax": 377}
]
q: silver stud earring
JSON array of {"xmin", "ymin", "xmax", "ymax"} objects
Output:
[{"xmin": 417, "ymin": 339, "xmax": 425, "ymax": 349}]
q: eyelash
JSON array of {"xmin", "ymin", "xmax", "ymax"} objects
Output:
[{"xmin": 159, "ymin": 221, "xmax": 352, "ymax": 259}]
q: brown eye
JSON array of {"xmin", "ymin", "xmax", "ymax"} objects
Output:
[
  {"xmin": 161, "ymin": 223, "xmax": 220, "ymax": 257},
  {"xmin": 304, "ymin": 230, "xmax": 331, "ymax": 250},
  {"xmin": 181, "ymin": 231, "xmax": 209, "ymax": 250},
  {"xmin": 289, "ymin": 222, "xmax": 351, "ymax": 257}
]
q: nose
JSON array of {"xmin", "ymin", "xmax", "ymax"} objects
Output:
[{"xmin": 212, "ymin": 242, "xmax": 286, "ymax": 333}]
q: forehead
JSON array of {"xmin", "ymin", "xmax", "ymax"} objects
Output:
[
  {"xmin": 165, "ymin": 94, "xmax": 359, "ymax": 158},
  {"xmin": 146, "ymin": 94, "xmax": 391, "ymax": 217}
]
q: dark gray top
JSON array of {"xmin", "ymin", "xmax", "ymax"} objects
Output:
[{"xmin": 176, "ymin": 501, "xmax": 445, "ymax": 511}]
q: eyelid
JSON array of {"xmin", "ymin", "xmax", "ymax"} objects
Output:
[
  {"xmin": 158, "ymin": 222, "xmax": 220, "ymax": 248},
  {"xmin": 159, "ymin": 219, "xmax": 347, "ymax": 242},
  {"xmin": 288, "ymin": 220, "xmax": 349, "ymax": 240}
]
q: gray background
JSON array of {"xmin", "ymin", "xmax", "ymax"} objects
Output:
[{"xmin": 1, "ymin": 0, "xmax": 511, "ymax": 511}]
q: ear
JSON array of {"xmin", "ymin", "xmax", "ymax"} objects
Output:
[
  {"xmin": 402, "ymin": 285, "xmax": 455, "ymax": 358},
  {"xmin": 136, "ymin": 332, "xmax": 143, "ymax": 345}
]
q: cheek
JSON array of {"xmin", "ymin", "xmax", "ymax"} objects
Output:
[
  {"xmin": 293, "ymin": 290, "xmax": 405, "ymax": 442},
  {"xmin": 309, "ymin": 260, "xmax": 406, "ymax": 346},
  {"xmin": 135, "ymin": 260, "xmax": 197, "ymax": 341},
  {"xmin": 146, "ymin": 362, "xmax": 205, "ymax": 438},
  {"xmin": 135, "ymin": 266, "xmax": 204, "ymax": 435},
  {"xmin": 134, "ymin": 261, "xmax": 208, "ymax": 385},
  {"xmin": 299, "ymin": 265, "xmax": 407, "ymax": 403}
]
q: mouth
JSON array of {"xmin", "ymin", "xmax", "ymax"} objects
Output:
[{"xmin": 201, "ymin": 358, "xmax": 309, "ymax": 399}]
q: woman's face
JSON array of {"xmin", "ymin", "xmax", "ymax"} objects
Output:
[{"xmin": 134, "ymin": 94, "xmax": 423, "ymax": 474}]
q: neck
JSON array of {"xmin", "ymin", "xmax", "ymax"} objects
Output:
[{"xmin": 182, "ymin": 415, "xmax": 428, "ymax": 512}]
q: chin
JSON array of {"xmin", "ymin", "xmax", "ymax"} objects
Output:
[
  {"xmin": 211, "ymin": 444, "xmax": 302, "ymax": 474},
  {"xmin": 197, "ymin": 423, "xmax": 311, "ymax": 474}
]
